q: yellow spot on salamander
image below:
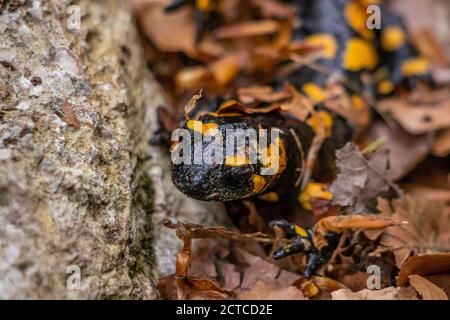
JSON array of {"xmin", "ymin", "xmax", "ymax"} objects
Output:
[
  {"xmin": 298, "ymin": 182, "xmax": 333, "ymax": 211},
  {"xmin": 304, "ymin": 34, "xmax": 338, "ymax": 59},
  {"xmin": 343, "ymin": 38, "xmax": 378, "ymax": 71},
  {"xmin": 224, "ymin": 155, "xmax": 251, "ymax": 166},
  {"xmin": 257, "ymin": 192, "xmax": 279, "ymax": 202},
  {"xmin": 351, "ymin": 95, "xmax": 367, "ymax": 110},
  {"xmin": 401, "ymin": 57, "xmax": 430, "ymax": 77},
  {"xmin": 307, "ymin": 111, "xmax": 333, "ymax": 138},
  {"xmin": 196, "ymin": 0, "xmax": 213, "ymax": 12},
  {"xmin": 377, "ymin": 80, "xmax": 394, "ymax": 95},
  {"xmin": 381, "ymin": 26, "xmax": 406, "ymax": 52},
  {"xmin": 260, "ymin": 136, "xmax": 287, "ymax": 175},
  {"xmin": 187, "ymin": 120, "xmax": 219, "ymax": 135},
  {"xmin": 344, "ymin": 1, "xmax": 374, "ymax": 40},
  {"xmin": 198, "ymin": 111, "xmax": 242, "ymax": 118},
  {"xmin": 294, "ymin": 225, "xmax": 309, "ymax": 238},
  {"xmin": 252, "ymin": 174, "xmax": 267, "ymax": 193},
  {"xmin": 302, "ymin": 83, "xmax": 327, "ymax": 103}
]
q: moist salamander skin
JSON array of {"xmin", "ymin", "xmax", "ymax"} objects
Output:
[
  {"xmin": 171, "ymin": 96, "xmax": 353, "ymax": 203},
  {"xmin": 169, "ymin": 0, "xmax": 431, "ymax": 203}
]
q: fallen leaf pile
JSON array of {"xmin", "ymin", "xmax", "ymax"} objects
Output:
[{"xmin": 129, "ymin": 0, "xmax": 450, "ymax": 300}]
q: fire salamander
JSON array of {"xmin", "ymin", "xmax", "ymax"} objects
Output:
[
  {"xmin": 269, "ymin": 219, "xmax": 341, "ymax": 278},
  {"xmin": 166, "ymin": 0, "xmax": 433, "ymax": 277}
]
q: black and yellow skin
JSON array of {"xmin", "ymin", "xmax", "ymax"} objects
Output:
[
  {"xmin": 270, "ymin": 219, "xmax": 340, "ymax": 278},
  {"xmin": 374, "ymin": 8, "xmax": 434, "ymax": 96},
  {"xmin": 171, "ymin": 97, "xmax": 352, "ymax": 203},
  {"xmin": 169, "ymin": 0, "xmax": 431, "ymax": 206},
  {"xmin": 165, "ymin": 0, "xmax": 434, "ymax": 277}
]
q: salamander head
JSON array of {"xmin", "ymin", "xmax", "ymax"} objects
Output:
[{"xmin": 170, "ymin": 114, "xmax": 286, "ymax": 202}]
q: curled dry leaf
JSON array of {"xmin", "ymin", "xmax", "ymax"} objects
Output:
[
  {"xmin": 312, "ymin": 276, "xmax": 350, "ymax": 293},
  {"xmin": 163, "ymin": 219, "xmax": 273, "ymax": 243},
  {"xmin": 184, "ymin": 90, "xmax": 203, "ymax": 119},
  {"xmin": 331, "ymin": 286, "xmax": 418, "ymax": 300},
  {"xmin": 330, "ymin": 142, "xmax": 402, "ymax": 214},
  {"xmin": 397, "ymin": 253, "xmax": 450, "ymax": 286},
  {"xmin": 214, "ymin": 20, "xmax": 280, "ymax": 39},
  {"xmin": 424, "ymin": 274, "xmax": 450, "ymax": 299},
  {"xmin": 238, "ymin": 281, "xmax": 306, "ymax": 300},
  {"xmin": 176, "ymin": 55, "xmax": 241, "ymax": 90},
  {"xmin": 376, "ymin": 196, "xmax": 450, "ymax": 270},
  {"xmin": 237, "ymin": 85, "xmax": 291, "ymax": 105},
  {"xmin": 408, "ymin": 274, "xmax": 448, "ymax": 300},
  {"xmin": 162, "ymin": 219, "xmax": 274, "ymax": 300},
  {"xmin": 376, "ymin": 88, "xmax": 450, "ymax": 135},
  {"xmin": 209, "ymin": 55, "xmax": 240, "ymax": 86},
  {"xmin": 366, "ymin": 121, "xmax": 432, "ymax": 180},
  {"xmin": 279, "ymin": 84, "xmax": 314, "ymax": 122},
  {"xmin": 136, "ymin": 2, "xmax": 222, "ymax": 58},
  {"xmin": 292, "ymin": 278, "xmax": 320, "ymax": 298},
  {"xmin": 316, "ymin": 215, "xmax": 406, "ymax": 234},
  {"xmin": 217, "ymin": 99, "xmax": 281, "ymax": 116}
]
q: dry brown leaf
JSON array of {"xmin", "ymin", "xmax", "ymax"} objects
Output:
[
  {"xmin": 61, "ymin": 99, "xmax": 80, "ymax": 129},
  {"xmin": 184, "ymin": 90, "xmax": 203, "ymax": 119},
  {"xmin": 214, "ymin": 20, "xmax": 280, "ymax": 39},
  {"xmin": 175, "ymin": 67, "xmax": 210, "ymax": 90},
  {"xmin": 190, "ymin": 239, "xmax": 228, "ymax": 278},
  {"xmin": 163, "ymin": 219, "xmax": 273, "ymax": 243},
  {"xmin": 238, "ymin": 249, "xmax": 281, "ymax": 289},
  {"xmin": 137, "ymin": 3, "xmax": 222, "ymax": 58},
  {"xmin": 324, "ymin": 83, "xmax": 371, "ymax": 134},
  {"xmin": 249, "ymin": 0, "xmax": 297, "ymax": 19},
  {"xmin": 292, "ymin": 277, "xmax": 320, "ymax": 298},
  {"xmin": 340, "ymin": 272, "xmax": 370, "ymax": 292},
  {"xmin": 408, "ymin": 274, "xmax": 448, "ymax": 300},
  {"xmin": 397, "ymin": 253, "xmax": 450, "ymax": 286},
  {"xmin": 238, "ymin": 281, "xmax": 306, "ymax": 300},
  {"xmin": 376, "ymin": 195, "xmax": 450, "ymax": 269},
  {"xmin": 210, "ymin": 55, "xmax": 240, "ymax": 86},
  {"xmin": 217, "ymin": 99, "xmax": 281, "ymax": 116},
  {"xmin": 432, "ymin": 128, "xmax": 450, "ymax": 157},
  {"xmin": 366, "ymin": 121, "xmax": 432, "ymax": 180},
  {"xmin": 312, "ymin": 276, "xmax": 349, "ymax": 292},
  {"xmin": 377, "ymin": 89, "xmax": 450, "ymax": 135},
  {"xmin": 424, "ymin": 274, "xmax": 450, "ymax": 299},
  {"xmin": 279, "ymin": 84, "xmax": 313, "ymax": 122},
  {"xmin": 237, "ymin": 85, "xmax": 291, "ymax": 104},
  {"xmin": 162, "ymin": 219, "xmax": 275, "ymax": 300},
  {"xmin": 330, "ymin": 142, "xmax": 402, "ymax": 214},
  {"xmin": 316, "ymin": 215, "xmax": 406, "ymax": 234},
  {"xmin": 331, "ymin": 286, "xmax": 418, "ymax": 300}
]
